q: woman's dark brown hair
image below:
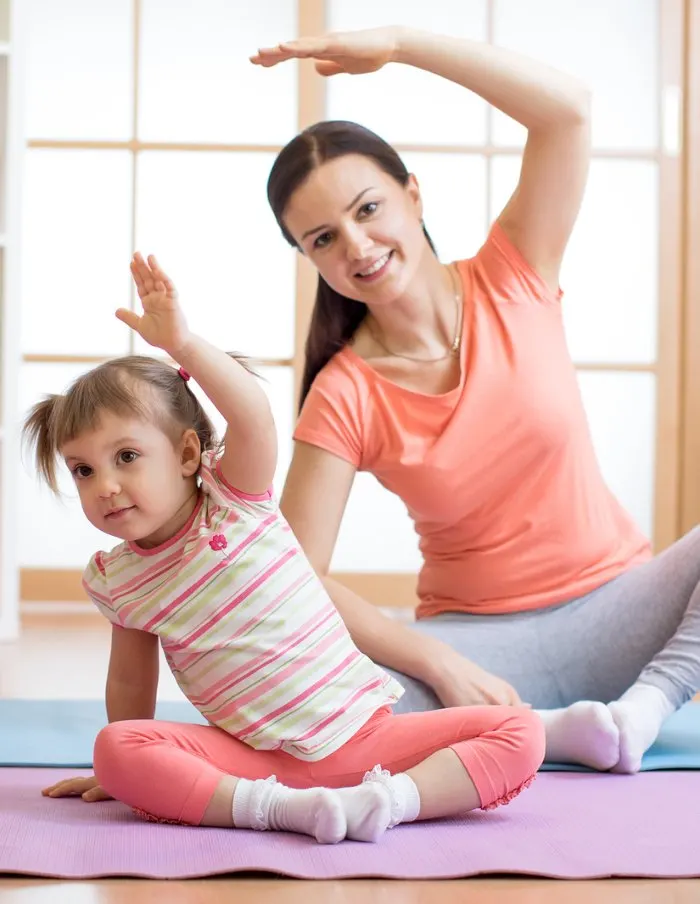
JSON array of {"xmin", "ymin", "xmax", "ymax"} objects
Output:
[{"xmin": 267, "ymin": 120, "xmax": 436, "ymax": 410}]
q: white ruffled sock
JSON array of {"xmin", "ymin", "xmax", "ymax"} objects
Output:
[
  {"xmin": 231, "ymin": 776, "xmax": 346, "ymax": 844},
  {"xmin": 335, "ymin": 766, "xmax": 421, "ymax": 842}
]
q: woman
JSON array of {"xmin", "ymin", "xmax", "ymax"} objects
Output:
[{"xmin": 250, "ymin": 26, "xmax": 700, "ymax": 773}]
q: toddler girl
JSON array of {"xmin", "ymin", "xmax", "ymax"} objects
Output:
[{"xmin": 28, "ymin": 253, "xmax": 545, "ymax": 843}]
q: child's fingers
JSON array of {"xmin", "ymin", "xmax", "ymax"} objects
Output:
[
  {"xmin": 129, "ymin": 259, "xmax": 148, "ymax": 296},
  {"xmin": 147, "ymin": 255, "xmax": 175, "ymax": 294},
  {"xmin": 131, "ymin": 252, "xmax": 154, "ymax": 290},
  {"xmin": 82, "ymin": 786, "xmax": 111, "ymax": 802},
  {"xmin": 115, "ymin": 308, "xmax": 141, "ymax": 331},
  {"xmin": 44, "ymin": 778, "xmax": 92, "ymax": 797}
]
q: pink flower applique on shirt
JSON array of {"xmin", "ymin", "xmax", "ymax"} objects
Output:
[{"xmin": 209, "ymin": 533, "xmax": 227, "ymax": 552}]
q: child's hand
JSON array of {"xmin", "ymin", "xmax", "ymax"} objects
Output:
[
  {"xmin": 42, "ymin": 774, "xmax": 113, "ymax": 802},
  {"xmin": 117, "ymin": 253, "xmax": 192, "ymax": 357}
]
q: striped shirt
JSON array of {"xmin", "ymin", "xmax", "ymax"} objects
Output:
[{"xmin": 83, "ymin": 451, "xmax": 403, "ymax": 761}]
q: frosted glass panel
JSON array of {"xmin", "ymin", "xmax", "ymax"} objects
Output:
[
  {"xmin": 578, "ymin": 371, "xmax": 655, "ymax": 539},
  {"xmin": 400, "ymin": 153, "xmax": 487, "ymax": 262},
  {"xmin": 189, "ymin": 365, "xmax": 294, "ymax": 497},
  {"xmin": 490, "ymin": 156, "xmax": 658, "ymax": 364},
  {"xmin": 492, "ymin": 0, "xmax": 659, "ymax": 150},
  {"xmin": 327, "ymin": 0, "xmax": 488, "ymax": 145},
  {"xmin": 21, "ymin": 150, "xmax": 134, "ymax": 357},
  {"xmin": 18, "ymin": 364, "xmax": 119, "ymax": 569},
  {"xmin": 332, "ymin": 474, "xmax": 421, "ymax": 572},
  {"xmin": 139, "ymin": 0, "xmax": 297, "ymax": 144},
  {"xmin": 25, "ymin": 0, "xmax": 133, "ymax": 140},
  {"xmin": 17, "ymin": 363, "xmax": 294, "ymax": 569},
  {"xmin": 135, "ymin": 152, "xmax": 295, "ymax": 360}
]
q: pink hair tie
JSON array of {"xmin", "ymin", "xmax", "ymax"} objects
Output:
[{"xmin": 178, "ymin": 367, "xmax": 191, "ymax": 382}]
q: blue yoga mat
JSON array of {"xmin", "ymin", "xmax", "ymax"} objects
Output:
[{"xmin": 0, "ymin": 698, "xmax": 698, "ymax": 770}]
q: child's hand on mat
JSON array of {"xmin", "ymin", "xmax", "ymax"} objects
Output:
[
  {"xmin": 432, "ymin": 654, "xmax": 525, "ymax": 708},
  {"xmin": 42, "ymin": 775, "xmax": 113, "ymax": 802},
  {"xmin": 118, "ymin": 253, "xmax": 192, "ymax": 357},
  {"xmin": 250, "ymin": 27, "xmax": 400, "ymax": 77}
]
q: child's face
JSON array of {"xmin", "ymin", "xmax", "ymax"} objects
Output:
[{"xmin": 61, "ymin": 411, "xmax": 200, "ymax": 547}]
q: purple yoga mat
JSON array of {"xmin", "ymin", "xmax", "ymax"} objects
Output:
[{"xmin": 1, "ymin": 768, "xmax": 699, "ymax": 880}]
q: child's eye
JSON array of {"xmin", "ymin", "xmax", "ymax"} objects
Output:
[
  {"xmin": 358, "ymin": 201, "xmax": 379, "ymax": 218},
  {"xmin": 119, "ymin": 450, "xmax": 139, "ymax": 465},
  {"xmin": 72, "ymin": 465, "xmax": 92, "ymax": 480},
  {"xmin": 313, "ymin": 231, "xmax": 333, "ymax": 250}
]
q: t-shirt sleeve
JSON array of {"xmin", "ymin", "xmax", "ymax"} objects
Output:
[
  {"xmin": 199, "ymin": 449, "xmax": 277, "ymax": 516},
  {"xmin": 471, "ymin": 220, "xmax": 564, "ymax": 306},
  {"xmin": 293, "ymin": 358, "xmax": 364, "ymax": 469},
  {"xmin": 82, "ymin": 551, "xmax": 121, "ymax": 626}
]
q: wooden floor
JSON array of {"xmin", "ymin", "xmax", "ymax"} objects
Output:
[{"xmin": 1, "ymin": 610, "xmax": 698, "ymax": 904}]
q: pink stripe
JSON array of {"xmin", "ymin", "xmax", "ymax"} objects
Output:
[
  {"xmin": 113, "ymin": 553, "xmax": 186, "ymax": 606},
  {"xmin": 193, "ymin": 605, "xmax": 337, "ymax": 706},
  {"xmin": 180, "ymin": 548, "xmax": 298, "ymax": 645},
  {"xmin": 141, "ymin": 519, "xmax": 276, "ymax": 632},
  {"xmin": 234, "ymin": 651, "xmax": 359, "ymax": 739},
  {"xmin": 176, "ymin": 572, "xmax": 312, "ymax": 677},
  {"xmin": 82, "ymin": 579, "xmax": 110, "ymax": 606},
  {"xmin": 293, "ymin": 678, "xmax": 385, "ymax": 743}
]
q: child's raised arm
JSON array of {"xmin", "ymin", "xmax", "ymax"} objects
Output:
[{"xmin": 120, "ymin": 253, "xmax": 277, "ymax": 495}]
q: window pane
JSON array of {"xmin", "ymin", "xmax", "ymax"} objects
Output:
[
  {"xmin": 326, "ymin": 0, "xmax": 488, "ymax": 145},
  {"xmin": 400, "ymin": 152, "xmax": 487, "ymax": 262},
  {"xmin": 331, "ymin": 473, "xmax": 422, "ymax": 572},
  {"xmin": 138, "ymin": 0, "xmax": 297, "ymax": 144},
  {"xmin": 578, "ymin": 371, "xmax": 655, "ymax": 539},
  {"xmin": 490, "ymin": 156, "xmax": 659, "ymax": 364},
  {"xmin": 21, "ymin": 150, "xmax": 133, "ymax": 356},
  {"xmin": 25, "ymin": 0, "xmax": 133, "ymax": 140},
  {"xmin": 134, "ymin": 151, "xmax": 295, "ymax": 360},
  {"xmin": 492, "ymin": 0, "xmax": 659, "ymax": 150}
]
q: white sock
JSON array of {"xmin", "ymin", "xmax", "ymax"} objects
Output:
[
  {"xmin": 536, "ymin": 701, "xmax": 620, "ymax": 770},
  {"xmin": 334, "ymin": 766, "xmax": 421, "ymax": 843},
  {"xmin": 608, "ymin": 683, "xmax": 676, "ymax": 774},
  {"xmin": 231, "ymin": 776, "xmax": 346, "ymax": 844}
]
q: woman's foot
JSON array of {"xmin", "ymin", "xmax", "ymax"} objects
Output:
[
  {"xmin": 537, "ymin": 701, "xmax": 620, "ymax": 770},
  {"xmin": 607, "ymin": 684, "xmax": 675, "ymax": 773}
]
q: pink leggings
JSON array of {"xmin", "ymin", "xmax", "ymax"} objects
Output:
[{"xmin": 93, "ymin": 705, "xmax": 545, "ymax": 825}]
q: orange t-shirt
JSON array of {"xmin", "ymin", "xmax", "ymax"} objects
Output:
[{"xmin": 293, "ymin": 223, "xmax": 652, "ymax": 617}]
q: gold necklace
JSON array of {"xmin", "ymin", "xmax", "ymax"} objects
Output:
[{"xmin": 366, "ymin": 266, "xmax": 462, "ymax": 364}]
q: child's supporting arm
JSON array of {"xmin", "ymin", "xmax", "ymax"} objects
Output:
[
  {"xmin": 120, "ymin": 253, "xmax": 277, "ymax": 496},
  {"xmin": 41, "ymin": 626, "xmax": 158, "ymax": 802},
  {"xmin": 106, "ymin": 625, "xmax": 159, "ymax": 722}
]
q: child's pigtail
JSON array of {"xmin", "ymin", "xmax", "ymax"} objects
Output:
[{"xmin": 22, "ymin": 395, "xmax": 63, "ymax": 493}]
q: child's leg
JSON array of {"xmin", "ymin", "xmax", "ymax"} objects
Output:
[
  {"xmin": 312, "ymin": 705, "xmax": 545, "ymax": 840},
  {"xmin": 93, "ymin": 719, "xmax": 348, "ymax": 843}
]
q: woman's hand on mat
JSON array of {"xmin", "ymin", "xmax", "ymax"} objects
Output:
[
  {"xmin": 42, "ymin": 775, "xmax": 113, "ymax": 802},
  {"xmin": 250, "ymin": 27, "xmax": 400, "ymax": 76},
  {"xmin": 118, "ymin": 252, "xmax": 191, "ymax": 358},
  {"xmin": 432, "ymin": 654, "xmax": 524, "ymax": 707}
]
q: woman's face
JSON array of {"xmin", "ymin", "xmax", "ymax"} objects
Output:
[{"xmin": 283, "ymin": 154, "xmax": 426, "ymax": 305}]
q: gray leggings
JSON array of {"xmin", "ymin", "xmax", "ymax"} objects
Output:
[{"xmin": 388, "ymin": 526, "xmax": 700, "ymax": 712}]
